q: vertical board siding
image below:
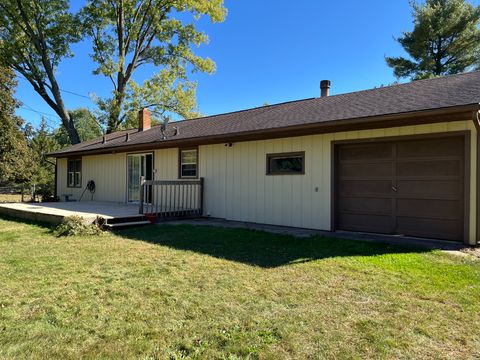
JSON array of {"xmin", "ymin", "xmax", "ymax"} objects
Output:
[
  {"xmin": 56, "ymin": 120, "xmax": 477, "ymax": 244},
  {"xmin": 57, "ymin": 153, "xmax": 127, "ymax": 202},
  {"xmin": 198, "ymin": 120, "xmax": 476, "ymax": 243}
]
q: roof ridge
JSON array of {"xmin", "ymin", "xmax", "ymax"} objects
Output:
[
  {"xmin": 149, "ymin": 96, "xmax": 317, "ymax": 128},
  {"xmin": 110, "ymin": 71, "xmax": 480, "ymax": 136},
  {"xmin": 313, "ymin": 70, "xmax": 480, "ymax": 101}
]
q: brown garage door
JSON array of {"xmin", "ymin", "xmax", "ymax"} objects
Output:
[{"xmin": 335, "ymin": 135, "xmax": 465, "ymax": 241}]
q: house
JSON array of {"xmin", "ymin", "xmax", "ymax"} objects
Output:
[{"xmin": 49, "ymin": 72, "xmax": 480, "ymax": 245}]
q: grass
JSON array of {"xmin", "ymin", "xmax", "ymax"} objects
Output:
[
  {"xmin": 0, "ymin": 216, "xmax": 479, "ymax": 359},
  {"xmin": 0, "ymin": 194, "xmax": 27, "ymax": 203}
]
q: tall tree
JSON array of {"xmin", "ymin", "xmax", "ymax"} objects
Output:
[
  {"xmin": 0, "ymin": 0, "xmax": 83, "ymax": 144},
  {"xmin": 81, "ymin": 0, "xmax": 226, "ymax": 133},
  {"xmin": 0, "ymin": 67, "xmax": 36, "ymax": 184},
  {"xmin": 30, "ymin": 118, "xmax": 60, "ymax": 197},
  {"xmin": 54, "ymin": 108, "xmax": 103, "ymax": 147},
  {"xmin": 386, "ymin": 0, "xmax": 480, "ymax": 80}
]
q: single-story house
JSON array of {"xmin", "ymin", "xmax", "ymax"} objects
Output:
[{"xmin": 49, "ymin": 72, "xmax": 480, "ymax": 245}]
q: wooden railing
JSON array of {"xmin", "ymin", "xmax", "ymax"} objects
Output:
[{"xmin": 139, "ymin": 177, "xmax": 204, "ymax": 219}]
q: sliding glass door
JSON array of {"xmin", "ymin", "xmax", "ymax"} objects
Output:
[{"xmin": 127, "ymin": 153, "xmax": 153, "ymax": 203}]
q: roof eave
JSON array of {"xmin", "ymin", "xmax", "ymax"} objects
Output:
[{"xmin": 48, "ymin": 103, "xmax": 480, "ymax": 158}]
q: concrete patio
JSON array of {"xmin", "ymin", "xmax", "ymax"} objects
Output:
[{"xmin": 0, "ymin": 201, "xmax": 141, "ymax": 225}]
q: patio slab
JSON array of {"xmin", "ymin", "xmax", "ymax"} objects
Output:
[{"xmin": 0, "ymin": 201, "xmax": 140, "ymax": 225}]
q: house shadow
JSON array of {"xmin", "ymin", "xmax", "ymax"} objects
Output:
[{"xmin": 115, "ymin": 224, "xmax": 430, "ymax": 268}]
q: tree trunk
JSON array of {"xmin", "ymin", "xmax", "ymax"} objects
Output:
[
  {"xmin": 107, "ymin": 91, "xmax": 125, "ymax": 133},
  {"xmin": 62, "ymin": 112, "xmax": 81, "ymax": 144}
]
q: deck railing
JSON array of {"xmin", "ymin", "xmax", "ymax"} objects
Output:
[{"xmin": 139, "ymin": 177, "xmax": 204, "ymax": 219}]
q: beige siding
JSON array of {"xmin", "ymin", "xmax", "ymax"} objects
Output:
[
  {"xmin": 57, "ymin": 153, "xmax": 127, "ymax": 202},
  {"xmin": 154, "ymin": 148, "xmax": 178, "ymax": 180},
  {"xmin": 199, "ymin": 120, "xmax": 477, "ymax": 245},
  {"xmin": 56, "ymin": 120, "xmax": 478, "ymax": 244}
]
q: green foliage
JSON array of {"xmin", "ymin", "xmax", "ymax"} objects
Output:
[
  {"xmin": 386, "ymin": 0, "xmax": 480, "ymax": 80},
  {"xmin": 28, "ymin": 118, "xmax": 60, "ymax": 199},
  {"xmin": 54, "ymin": 215, "xmax": 103, "ymax": 237},
  {"xmin": 0, "ymin": 0, "xmax": 83, "ymax": 144},
  {"xmin": 0, "ymin": 67, "xmax": 37, "ymax": 184},
  {"xmin": 81, "ymin": 0, "xmax": 226, "ymax": 132},
  {"xmin": 121, "ymin": 67, "xmax": 202, "ymax": 129},
  {"xmin": 54, "ymin": 108, "xmax": 103, "ymax": 147}
]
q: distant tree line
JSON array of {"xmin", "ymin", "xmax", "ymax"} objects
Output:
[{"xmin": 0, "ymin": 65, "xmax": 102, "ymax": 198}]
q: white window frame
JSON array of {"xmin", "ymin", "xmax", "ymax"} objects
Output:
[{"xmin": 179, "ymin": 148, "xmax": 198, "ymax": 179}]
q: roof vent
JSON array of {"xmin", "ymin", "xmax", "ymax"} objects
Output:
[
  {"xmin": 126, "ymin": 132, "xmax": 130, "ymax": 142},
  {"xmin": 173, "ymin": 126, "xmax": 179, "ymax": 136},
  {"xmin": 320, "ymin": 80, "xmax": 331, "ymax": 97},
  {"xmin": 102, "ymin": 135, "xmax": 107, "ymax": 144},
  {"xmin": 160, "ymin": 119, "xmax": 168, "ymax": 140}
]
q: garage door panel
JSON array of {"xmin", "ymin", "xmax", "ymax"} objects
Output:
[
  {"xmin": 396, "ymin": 199, "xmax": 462, "ymax": 219},
  {"xmin": 396, "ymin": 137, "xmax": 464, "ymax": 158},
  {"xmin": 396, "ymin": 217, "xmax": 462, "ymax": 241},
  {"xmin": 397, "ymin": 159, "xmax": 462, "ymax": 177},
  {"xmin": 339, "ymin": 143, "xmax": 392, "ymax": 161},
  {"xmin": 339, "ymin": 197, "xmax": 392, "ymax": 214},
  {"xmin": 336, "ymin": 135, "xmax": 465, "ymax": 242},
  {"xmin": 340, "ymin": 180, "xmax": 392, "ymax": 195},
  {"xmin": 339, "ymin": 162, "xmax": 392, "ymax": 178},
  {"xmin": 338, "ymin": 213, "xmax": 393, "ymax": 233},
  {"xmin": 396, "ymin": 180, "xmax": 462, "ymax": 197}
]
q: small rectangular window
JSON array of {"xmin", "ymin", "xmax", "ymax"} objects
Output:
[
  {"xmin": 179, "ymin": 149, "xmax": 198, "ymax": 178},
  {"xmin": 266, "ymin": 152, "xmax": 305, "ymax": 175},
  {"xmin": 67, "ymin": 158, "xmax": 82, "ymax": 187}
]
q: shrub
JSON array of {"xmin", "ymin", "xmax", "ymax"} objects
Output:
[
  {"xmin": 54, "ymin": 216, "xmax": 103, "ymax": 237},
  {"xmin": 35, "ymin": 184, "xmax": 58, "ymax": 202}
]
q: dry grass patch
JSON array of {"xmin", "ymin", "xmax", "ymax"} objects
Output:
[
  {"xmin": 0, "ymin": 194, "xmax": 25, "ymax": 203},
  {"xmin": 0, "ymin": 217, "xmax": 479, "ymax": 359}
]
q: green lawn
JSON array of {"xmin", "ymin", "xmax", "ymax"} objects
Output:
[{"xmin": 0, "ymin": 217, "xmax": 479, "ymax": 359}]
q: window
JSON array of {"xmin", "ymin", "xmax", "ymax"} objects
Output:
[
  {"xmin": 179, "ymin": 149, "xmax": 198, "ymax": 178},
  {"xmin": 266, "ymin": 152, "xmax": 305, "ymax": 175},
  {"xmin": 67, "ymin": 158, "xmax": 82, "ymax": 187}
]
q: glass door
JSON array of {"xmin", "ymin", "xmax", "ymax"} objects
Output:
[{"xmin": 127, "ymin": 153, "xmax": 153, "ymax": 202}]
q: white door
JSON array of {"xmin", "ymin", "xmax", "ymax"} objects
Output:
[{"xmin": 127, "ymin": 154, "xmax": 153, "ymax": 202}]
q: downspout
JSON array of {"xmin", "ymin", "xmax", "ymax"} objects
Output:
[
  {"xmin": 472, "ymin": 107, "xmax": 480, "ymax": 245},
  {"xmin": 54, "ymin": 158, "xmax": 58, "ymax": 201}
]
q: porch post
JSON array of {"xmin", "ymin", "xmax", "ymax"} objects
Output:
[
  {"xmin": 199, "ymin": 177, "xmax": 204, "ymax": 216},
  {"xmin": 139, "ymin": 176, "xmax": 145, "ymax": 214}
]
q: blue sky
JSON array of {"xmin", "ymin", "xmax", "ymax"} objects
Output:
[{"xmin": 15, "ymin": 0, "xmax": 431, "ymax": 128}]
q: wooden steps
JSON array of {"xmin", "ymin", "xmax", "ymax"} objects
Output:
[
  {"xmin": 103, "ymin": 214, "xmax": 151, "ymax": 229},
  {"xmin": 104, "ymin": 220, "xmax": 151, "ymax": 229}
]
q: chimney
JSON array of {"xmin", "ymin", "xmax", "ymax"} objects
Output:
[
  {"xmin": 138, "ymin": 108, "xmax": 151, "ymax": 131},
  {"xmin": 320, "ymin": 80, "xmax": 331, "ymax": 97}
]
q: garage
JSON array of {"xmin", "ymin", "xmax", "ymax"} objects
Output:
[{"xmin": 335, "ymin": 134, "xmax": 468, "ymax": 241}]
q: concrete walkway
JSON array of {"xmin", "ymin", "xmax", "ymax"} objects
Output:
[{"xmin": 165, "ymin": 218, "xmax": 470, "ymax": 251}]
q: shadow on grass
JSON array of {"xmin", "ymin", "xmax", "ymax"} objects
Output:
[{"xmin": 116, "ymin": 224, "xmax": 430, "ymax": 268}]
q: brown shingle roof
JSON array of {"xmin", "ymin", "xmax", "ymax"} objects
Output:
[{"xmin": 50, "ymin": 71, "xmax": 480, "ymax": 156}]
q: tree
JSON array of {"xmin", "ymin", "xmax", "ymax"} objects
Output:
[
  {"xmin": 54, "ymin": 108, "xmax": 103, "ymax": 147},
  {"xmin": 0, "ymin": 67, "xmax": 36, "ymax": 184},
  {"xmin": 386, "ymin": 0, "xmax": 480, "ymax": 80},
  {"xmin": 30, "ymin": 118, "xmax": 60, "ymax": 199},
  {"xmin": 81, "ymin": 0, "xmax": 226, "ymax": 133},
  {"xmin": 0, "ymin": 0, "xmax": 83, "ymax": 144}
]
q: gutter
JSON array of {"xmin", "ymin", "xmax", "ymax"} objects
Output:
[{"xmin": 48, "ymin": 103, "xmax": 480, "ymax": 158}]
